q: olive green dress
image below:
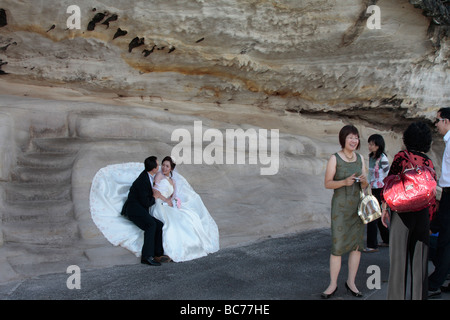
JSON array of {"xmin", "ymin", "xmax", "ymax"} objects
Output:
[{"xmin": 330, "ymin": 152, "xmax": 364, "ymax": 256}]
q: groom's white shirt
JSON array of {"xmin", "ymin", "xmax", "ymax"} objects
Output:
[{"xmin": 147, "ymin": 172, "xmax": 155, "ymax": 187}]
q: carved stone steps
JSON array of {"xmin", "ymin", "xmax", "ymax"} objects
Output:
[
  {"xmin": 2, "ymin": 200, "xmax": 74, "ymax": 223},
  {"xmin": 16, "ymin": 152, "xmax": 76, "ymax": 169},
  {"xmin": 3, "ymin": 220, "xmax": 79, "ymax": 245},
  {"xmin": 30, "ymin": 137, "xmax": 89, "ymax": 154},
  {"xmin": 11, "ymin": 166, "xmax": 72, "ymax": 184},
  {"xmin": 4, "ymin": 182, "xmax": 71, "ymax": 203},
  {"xmin": 2, "ymin": 136, "xmax": 80, "ymax": 247}
]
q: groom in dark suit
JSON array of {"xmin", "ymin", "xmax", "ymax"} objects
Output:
[{"xmin": 121, "ymin": 156, "xmax": 164, "ymax": 266}]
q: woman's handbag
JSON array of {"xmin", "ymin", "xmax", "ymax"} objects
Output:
[
  {"xmin": 358, "ymin": 186, "xmax": 382, "ymax": 224},
  {"xmin": 382, "ymin": 151, "xmax": 436, "ymax": 213}
]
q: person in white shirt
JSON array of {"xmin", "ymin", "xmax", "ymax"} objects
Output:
[{"xmin": 429, "ymin": 107, "xmax": 450, "ymax": 297}]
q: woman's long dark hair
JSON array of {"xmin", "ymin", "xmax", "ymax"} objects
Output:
[{"xmin": 368, "ymin": 134, "xmax": 385, "ymax": 160}]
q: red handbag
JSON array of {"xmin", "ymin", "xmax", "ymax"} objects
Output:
[{"xmin": 383, "ymin": 151, "xmax": 436, "ymax": 212}]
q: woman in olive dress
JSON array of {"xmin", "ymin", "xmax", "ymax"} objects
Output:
[{"xmin": 322, "ymin": 125, "xmax": 368, "ymax": 298}]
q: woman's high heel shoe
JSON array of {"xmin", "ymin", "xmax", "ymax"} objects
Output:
[
  {"xmin": 321, "ymin": 286, "xmax": 338, "ymax": 299},
  {"xmin": 345, "ymin": 282, "xmax": 363, "ymax": 297}
]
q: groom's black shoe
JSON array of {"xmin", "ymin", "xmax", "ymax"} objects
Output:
[{"xmin": 141, "ymin": 256, "xmax": 161, "ymax": 266}]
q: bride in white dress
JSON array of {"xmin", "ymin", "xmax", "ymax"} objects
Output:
[{"xmin": 89, "ymin": 157, "xmax": 220, "ymax": 262}]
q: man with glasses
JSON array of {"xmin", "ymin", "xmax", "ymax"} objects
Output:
[{"xmin": 429, "ymin": 108, "xmax": 450, "ymax": 297}]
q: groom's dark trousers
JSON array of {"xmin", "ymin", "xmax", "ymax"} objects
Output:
[{"xmin": 121, "ymin": 170, "xmax": 163, "ymax": 258}]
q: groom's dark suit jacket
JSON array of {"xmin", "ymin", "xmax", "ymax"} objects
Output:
[
  {"xmin": 121, "ymin": 170, "xmax": 155, "ymax": 217},
  {"xmin": 121, "ymin": 170, "xmax": 163, "ymax": 258}
]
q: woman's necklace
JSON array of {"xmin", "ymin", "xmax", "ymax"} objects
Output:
[{"xmin": 342, "ymin": 150, "xmax": 355, "ymax": 161}]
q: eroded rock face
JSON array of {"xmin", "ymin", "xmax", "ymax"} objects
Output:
[
  {"xmin": 0, "ymin": 0, "xmax": 448, "ymax": 283},
  {"xmin": 0, "ymin": 0, "xmax": 448, "ymax": 124}
]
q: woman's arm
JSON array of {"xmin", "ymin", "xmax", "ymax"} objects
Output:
[
  {"xmin": 154, "ymin": 172, "xmax": 164, "ymax": 186},
  {"xmin": 379, "ymin": 154, "xmax": 390, "ymax": 181}
]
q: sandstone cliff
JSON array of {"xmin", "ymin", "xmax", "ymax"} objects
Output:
[{"xmin": 0, "ymin": 0, "xmax": 448, "ymax": 284}]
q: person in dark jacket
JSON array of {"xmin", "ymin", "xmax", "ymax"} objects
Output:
[
  {"xmin": 381, "ymin": 122, "xmax": 436, "ymax": 299},
  {"xmin": 121, "ymin": 156, "xmax": 164, "ymax": 266}
]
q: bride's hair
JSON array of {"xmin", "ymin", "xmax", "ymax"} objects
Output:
[{"xmin": 162, "ymin": 156, "xmax": 176, "ymax": 176}]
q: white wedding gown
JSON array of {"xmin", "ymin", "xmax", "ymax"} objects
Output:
[{"xmin": 89, "ymin": 162, "xmax": 220, "ymax": 262}]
